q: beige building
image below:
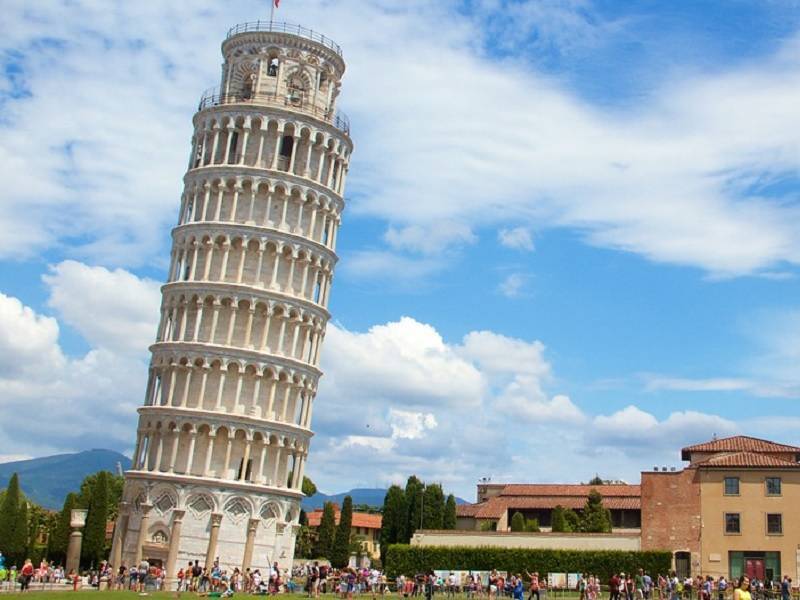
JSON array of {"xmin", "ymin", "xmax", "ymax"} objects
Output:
[{"xmin": 642, "ymin": 436, "xmax": 800, "ymax": 582}]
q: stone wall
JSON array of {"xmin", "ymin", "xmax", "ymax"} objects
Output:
[{"xmin": 410, "ymin": 530, "xmax": 641, "ymax": 551}]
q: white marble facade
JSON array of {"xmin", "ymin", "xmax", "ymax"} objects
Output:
[{"xmin": 110, "ymin": 22, "xmax": 352, "ymax": 579}]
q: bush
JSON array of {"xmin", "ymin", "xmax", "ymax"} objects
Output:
[
  {"xmin": 510, "ymin": 512, "xmax": 526, "ymax": 532},
  {"xmin": 384, "ymin": 545, "xmax": 671, "ymax": 580}
]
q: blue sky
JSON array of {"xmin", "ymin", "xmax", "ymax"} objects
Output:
[{"xmin": 0, "ymin": 0, "xmax": 799, "ymax": 498}]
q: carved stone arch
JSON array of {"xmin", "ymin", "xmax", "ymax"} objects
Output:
[
  {"xmin": 231, "ymin": 60, "xmax": 260, "ymax": 99},
  {"xmin": 260, "ymin": 501, "xmax": 282, "ymax": 524},
  {"xmin": 223, "ymin": 495, "xmax": 253, "ymax": 524},
  {"xmin": 186, "ymin": 491, "xmax": 216, "ymax": 518}
]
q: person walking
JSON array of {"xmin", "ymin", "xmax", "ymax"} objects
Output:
[{"xmin": 20, "ymin": 559, "xmax": 34, "ymax": 592}]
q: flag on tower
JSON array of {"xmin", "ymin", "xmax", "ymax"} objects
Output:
[{"xmin": 274, "ymin": 0, "xmax": 280, "ymax": 6}]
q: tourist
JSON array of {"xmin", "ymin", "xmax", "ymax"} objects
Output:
[
  {"xmin": 781, "ymin": 576, "xmax": 791, "ymax": 600},
  {"xmin": 717, "ymin": 577, "xmax": 727, "ymax": 600},
  {"xmin": 610, "ymin": 572, "xmax": 622, "ymax": 600},
  {"xmin": 19, "ymin": 559, "xmax": 34, "ymax": 592},
  {"xmin": 733, "ymin": 576, "xmax": 751, "ymax": 600},
  {"xmin": 525, "ymin": 570, "xmax": 541, "ymax": 600}
]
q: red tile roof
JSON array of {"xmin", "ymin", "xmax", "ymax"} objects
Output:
[
  {"xmin": 500, "ymin": 484, "xmax": 640, "ymax": 497},
  {"xmin": 457, "ymin": 484, "xmax": 641, "ymax": 519},
  {"xmin": 694, "ymin": 451, "xmax": 800, "ymax": 469},
  {"xmin": 306, "ymin": 510, "xmax": 382, "ymax": 529},
  {"xmin": 682, "ymin": 436, "xmax": 800, "ymax": 459}
]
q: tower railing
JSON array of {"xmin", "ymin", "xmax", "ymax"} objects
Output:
[
  {"xmin": 226, "ymin": 21, "xmax": 343, "ymax": 57},
  {"xmin": 197, "ymin": 87, "xmax": 351, "ymax": 135}
]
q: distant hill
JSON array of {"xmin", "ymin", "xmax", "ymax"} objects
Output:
[
  {"xmin": 0, "ymin": 449, "xmax": 131, "ymax": 510},
  {"xmin": 301, "ymin": 487, "xmax": 467, "ymax": 511}
]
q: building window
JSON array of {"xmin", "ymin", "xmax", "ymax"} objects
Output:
[
  {"xmin": 766, "ymin": 513, "xmax": 782, "ymax": 535},
  {"xmin": 765, "ymin": 477, "xmax": 782, "ymax": 496},
  {"xmin": 724, "ymin": 477, "xmax": 740, "ymax": 495},
  {"xmin": 725, "ymin": 512, "xmax": 741, "ymax": 534}
]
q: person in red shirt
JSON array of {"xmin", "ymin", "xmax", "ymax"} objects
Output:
[
  {"xmin": 609, "ymin": 573, "xmax": 622, "ymax": 600},
  {"xmin": 20, "ymin": 559, "xmax": 35, "ymax": 591}
]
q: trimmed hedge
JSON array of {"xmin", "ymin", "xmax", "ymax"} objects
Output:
[{"xmin": 385, "ymin": 545, "xmax": 671, "ymax": 581}]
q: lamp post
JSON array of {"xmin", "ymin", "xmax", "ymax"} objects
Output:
[{"xmin": 66, "ymin": 509, "xmax": 88, "ymax": 574}]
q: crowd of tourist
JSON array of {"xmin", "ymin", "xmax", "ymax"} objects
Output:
[{"xmin": 0, "ymin": 550, "xmax": 796, "ymax": 600}]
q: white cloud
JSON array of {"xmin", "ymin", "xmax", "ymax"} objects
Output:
[
  {"xmin": 498, "ymin": 227, "xmax": 535, "ymax": 251},
  {"xmin": 0, "ymin": 2, "xmax": 797, "ymax": 278},
  {"xmin": 589, "ymin": 405, "xmax": 737, "ymax": 450},
  {"xmin": 0, "ymin": 288, "xmax": 148, "ymax": 457},
  {"xmin": 43, "ymin": 260, "xmax": 162, "ymax": 355},
  {"xmin": 385, "ymin": 222, "xmax": 476, "ymax": 255},
  {"xmin": 388, "ymin": 409, "xmax": 438, "ymax": 440},
  {"xmin": 497, "ymin": 273, "xmax": 527, "ymax": 297}
]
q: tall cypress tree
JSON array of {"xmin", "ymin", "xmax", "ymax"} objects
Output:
[
  {"xmin": 580, "ymin": 490, "xmax": 612, "ymax": 532},
  {"xmin": 443, "ymin": 494, "xmax": 457, "ymax": 530},
  {"xmin": 82, "ymin": 471, "xmax": 110, "ymax": 567},
  {"xmin": 16, "ymin": 501, "xmax": 29, "ymax": 563},
  {"xmin": 48, "ymin": 492, "xmax": 78, "ymax": 564},
  {"xmin": 379, "ymin": 485, "xmax": 406, "ymax": 564},
  {"xmin": 421, "ymin": 483, "xmax": 444, "ymax": 530},
  {"xmin": 330, "ymin": 495, "xmax": 353, "ymax": 568},
  {"xmin": 551, "ymin": 505, "xmax": 568, "ymax": 532},
  {"xmin": 314, "ymin": 501, "xmax": 336, "ymax": 558},
  {"xmin": 403, "ymin": 476, "xmax": 424, "ymax": 542},
  {"xmin": 0, "ymin": 473, "xmax": 25, "ymax": 564}
]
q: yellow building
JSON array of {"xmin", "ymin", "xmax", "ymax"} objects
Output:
[{"xmin": 643, "ymin": 436, "xmax": 800, "ymax": 582}]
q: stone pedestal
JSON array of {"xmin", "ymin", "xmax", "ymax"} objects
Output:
[{"xmin": 66, "ymin": 509, "xmax": 88, "ymax": 574}]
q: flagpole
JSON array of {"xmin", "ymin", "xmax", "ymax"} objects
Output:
[{"xmin": 270, "ymin": 1, "xmax": 275, "ymax": 24}]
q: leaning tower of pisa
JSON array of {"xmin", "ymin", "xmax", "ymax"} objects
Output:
[{"xmin": 110, "ymin": 22, "xmax": 352, "ymax": 578}]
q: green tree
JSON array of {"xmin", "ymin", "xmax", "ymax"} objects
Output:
[
  {"xmin": 588, "ymin": 475, "xmax": 604, "ymax": 486},
  {"xmin": 330, "ymin": 495, "xmax": 353, "ymax": 568},
  {"xmin": 551, "ymin": 505, "xmax": 568, "ymax": 532},
  {"xmin": 78, "ymin": 471, "xmax": 124, "ymax": 519},
  {"xmin": 82, "ymin": 470, "xmax": 110, "ymax": 567},
  {"xmin": 421, "ymin": 483, "xmax": 445, "ymax": 530},
  {"xmin": 403, "ymin": 476, "xmax": 424, "ymax": 542},
  {"xmin": 580, "ymin": 490, "xmax": 612, "ymax": 532},
  {"xmin": 443, "ymin": 494, "xmax": 457, "ymax": 530},
  {"xmin": 302, "ymin": 476, "xmax": 318, "ymax": 497},
  {"xmin": 314, "ymin": 501, "xmax": 336, "ymax": 558},
  {"xmin": 294, "ymin": 525, "xmax": 314, "ymax": 559},
  {"xmin": 510, "ymin": 511, "xmax": 526, "ymax": 532},
  {"xmin": 379, "ymin": 485, "xmax": 406, "ymax": 564},
  {"xmin": 0, "ymin": 473, "xmax": 26, "ymax": 564},
  {"xmin": 524, "ymin": 517, "xmax": 540, "ymax": 532},
  {"xmin": 564, "ymin": 509, "xmax": 581, "ymax": 532},
  {"xmin": 16, "ymin": 500, "xmax": 30, "ymax": 563},
  {"xmin": 48, "ymin": 492, "xmax": 78, "ymax": 563}
]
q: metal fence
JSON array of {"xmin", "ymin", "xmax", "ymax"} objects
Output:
[
  {"xmin": 197, "ymin": 88, "xmax": 351, "ymax": 136},
  {"xmin": 226, "ymin": 21, "xmax": 343, "ymax": 56}
]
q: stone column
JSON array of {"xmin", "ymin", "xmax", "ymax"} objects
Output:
[
  {"xmin": 205, "ymin": 513, "xmax": 223, "ymax": 568},
  {"xmin": 165, "ymin": 509, "xmax": 186, "ymax": 589},
  {"xmin": 66, "ymin": 509, "xmax": 88, "ymax": 574},
  {"xmin": 109, "ymin": 502, "xmax": 130, "ymax": 569},
  {"xmin": 134, "ymin": 503, "xmax": 153, "ymax": 566},
  {"xmin": 241, "ymin": 517, "xmax": 261, "ymax": 571}
]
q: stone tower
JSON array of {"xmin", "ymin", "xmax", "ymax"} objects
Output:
[{"xmin": 110, "ymin": 21, "xmax": 352, "ymax": 579}]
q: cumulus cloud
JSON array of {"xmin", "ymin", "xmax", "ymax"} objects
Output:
[
  {"xmin": 588, "ymin": 405, "xmax": 737, "ymax": 450},
  {"xmin": 43, "ymin": 260, "xmax": 162, "ymax": 355},
  {"xmin": 0, "ymin": 289, "xmax": 149, "ymax": 457}
]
